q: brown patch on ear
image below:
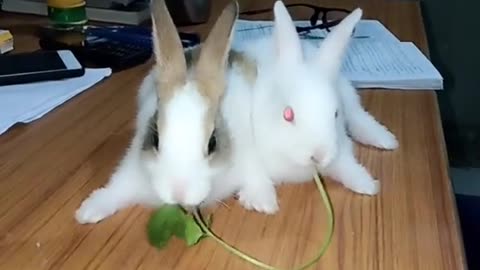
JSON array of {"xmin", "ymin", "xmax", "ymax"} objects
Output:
[
  {"xmin": 194, "ymin": 2, "xmax": 241, "ymax": 151},
  {"xmin": 187, "ymin": 47, "xmax": 257, "ymax": 85},
  {"xmin": 195, "ymin": 1, "xmax": 239, "ymax": 104},
  {"xmin": 202, "ymin": 49, "xmax": 256, "ymax": 166},
  {"xmin": 195, "ymin": 49, "xmax": 256, "ymax": 158},
  {"xmin": 150, "ymin": 0, "xmax": 187, "ymax": 102}
]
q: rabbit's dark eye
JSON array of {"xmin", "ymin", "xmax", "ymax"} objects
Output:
[
  {"xmin": 207, "ymin": 129, "xmax": 217, "ymax": 155},
  {"xmin": 152, "ymin": 127, "xmax": 159, "ymax": 150},
  {"xmin": 143, "ymin": 114, "xmax": 160, "ymax": 152},
  {"xmin": 335, "ymin": 110, "xmax": 339, "ymax": 118}
]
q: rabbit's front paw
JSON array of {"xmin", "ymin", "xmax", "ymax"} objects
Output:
[
  {"xmin": 237, "ymin": 184, "xmax": 279, "ymax": 214},
  {"xmin": 373, "ymin": 130, "xmax": 399, "ymax": 150},
  {"xmin": 75, "ymin": 188, "xmax": 118, "ymax": 224},
  {"xmin": 348, "ymin": 179, "xmax": 380, "ymax": 196}
]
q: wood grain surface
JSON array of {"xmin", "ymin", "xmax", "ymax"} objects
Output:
[{"xmin": 0, "ymin": 0, "xmax": 467, "ymax": 269}]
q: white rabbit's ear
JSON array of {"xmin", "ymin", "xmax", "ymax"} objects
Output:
[
  {"xmin": 273, "ymin": 0, "xmax": 303, "ymax": 66},
  {"xmin": 315, "ymin": 8, "xmax": 362, "ymax": 80},
  {"xmin": 196, "ymin": 1, "xmax": 239, "ymax": 102},
  {"xmin": 150, "ymin": 0, "xmax": 187, "ymax": 96}
]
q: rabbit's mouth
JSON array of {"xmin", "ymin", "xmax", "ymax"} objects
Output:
[
  {"xmin": 178, "ymin": 198, "xmax": 208, "ymax": 209},
  {"xmin": 310, "ymin": 155, "xmax": 321, "ymax": 166},
  {"xmin": 310, "ymin": 148, "xmax": 336, "ymax": 169}
]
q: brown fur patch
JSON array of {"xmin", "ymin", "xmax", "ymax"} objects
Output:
[
  {"xmin": 199, "ymin": 49, "xmax": 257, "ymax": 160},
  {"xmin": 186, "ymin": 47, "xmax": 257, "ymax": 86},
  {"xmin": 142, "ymin": 111, "xmax": 156, "ymax": 149},
  {"xmin": 195, "ymin": 1, "xmax": 239, "ymax": 104},
  {"xmin": 142, "ymin": 110, "xmax": 164, "ymax": 152},
  {"xmin": 143, "ymin": 1, "xmax": 246, "ymax": 166},
  {"xmin": 229, "ymin": 50, "xmax": 258, "ymax": 85},
  {"xmin": 150, "ymin": 0, "xmax": 187, "ymax": 103},
  {"xmin": 208, "ymin": 110, "xmax": 233, "ymax": 167}
]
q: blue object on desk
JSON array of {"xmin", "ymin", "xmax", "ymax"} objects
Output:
[
  {"xmin": 38, "ymin": 25, "xmax": 201, "ymax": 72},
  {"xmin": 85, "ymin": 25, "xmax": 200, "ymax": 49}
]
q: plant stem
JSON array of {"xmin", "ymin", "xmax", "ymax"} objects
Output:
[
  {"xmin": 295, "ymin": 173, "xmax": 335, "ymax": 270},
  {"xmin": 193, "ymin": 210, "xmax": 277, "ymax": 270},
  {"xmin": 193, "ymin": 172, "xmax": 335, "ymax": 270}
]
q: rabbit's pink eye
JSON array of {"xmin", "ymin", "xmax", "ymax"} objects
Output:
[{"xmin": 283, "ymin": 106, "xmax": 294, "ymax": 122}]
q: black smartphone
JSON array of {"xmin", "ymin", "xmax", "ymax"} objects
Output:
[{"xmin": 0, "ymin": 50, "xmax": 85, "ymax": 86}]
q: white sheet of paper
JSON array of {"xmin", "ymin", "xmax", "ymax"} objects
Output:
[
  {"xmin": 338, "ymin": 41, "xmax": 444, "ymax": 89},
  {"xmin": 233, "ymin": 19, "xmax": 443, "ymax": 90},
  {"xmin": 233, "ymin": 19, "xmax": 399, "ymax": 48},
  {"xmin": 0, "ymin": 68, "xmax": 112, "ymax": 135}
]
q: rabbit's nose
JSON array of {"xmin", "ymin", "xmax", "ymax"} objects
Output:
[{"xmin": 173, "ymin": 184, "xmax": 186, "ymax": 203}]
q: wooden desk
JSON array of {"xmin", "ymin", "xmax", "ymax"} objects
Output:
[{"xmin": 0, "ymin": 0, "xmax": 467, "ymax": 269}]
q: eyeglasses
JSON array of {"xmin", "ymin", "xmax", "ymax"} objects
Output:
[{"xmin": 240, "ymin": 3, "xmax": 355, "ymax": 36}]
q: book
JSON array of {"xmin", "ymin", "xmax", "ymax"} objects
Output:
[
  {"xmin": 0, "ymin": 29, "xmax": 14, "ymax": 54},
  {"xmin": 334, "ymin": 40, "xmax": 443, "ymax": 90}
]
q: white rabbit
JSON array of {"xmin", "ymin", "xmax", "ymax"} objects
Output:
[
  {"xmin": 75, "ymin": 0, "xmax": 400, "ymax": 222},
  {"xmin": 229, "ymin": 1, "xmax": 399, "ymax": 214},
  {"xmin": 75, "ymin": 0, "xmax": 249, "ymax": 224}
]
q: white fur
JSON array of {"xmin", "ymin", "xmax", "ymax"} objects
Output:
[
  {"xmin": 209, "ymin": 63, "xmax": 281, "ymax": 213},
  {"xmin": 143, "ymin": 82, "xmax": 215, "ymax": 206},
  {"xmin": 76, "ymin": 68, "xmax": 221, "ymax": 223},
  {"xmin": 75, "ymin": 60, "xmax": 255, "ymax": 223},
  {"xmin": 76, "ymin": 69, "xmax": 160, "ymax": 224},
  {"xmin": 226, "ymin": 1, "xmax": 398, "ymax": 214},
  {"xmin": 75, "ymin": 2, "xmax": 400, "ymax": 223}
]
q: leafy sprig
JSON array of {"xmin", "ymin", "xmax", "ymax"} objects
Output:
[{"xmin": 147, "ymin": 173, "xmax": 334, "ymax": 270}]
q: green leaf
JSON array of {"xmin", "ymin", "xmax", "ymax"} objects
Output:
[
  {"xmin": 147, "ymin": 205, "xmax": 187, "ymax": 249},
  {"xmin": 184, "ymin": 215, "xmax": 206, "ymax": 246}
]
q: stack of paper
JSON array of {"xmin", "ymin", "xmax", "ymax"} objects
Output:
[
  {"xmin": 234, "ymin": 19, "xmax": 400, "ymax": 44},
  {"xmin": 0, "ymin": 68, "xmax": 112, "ymax": 135},
  {"xmin": 0, "ymin": 29, "xmax": 14, "ymax": 54},
  {"xmin": 232, "ymin": 19, "xmax": 443, "ymax": 90},
  {"xmin": 338, "ymin": 41, "xmax": 443, "ymax": 89}
]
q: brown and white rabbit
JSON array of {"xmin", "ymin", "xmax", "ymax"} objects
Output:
[{"xmin": 75, "ymin": 0, "xmax": 247, "ymax": 223}]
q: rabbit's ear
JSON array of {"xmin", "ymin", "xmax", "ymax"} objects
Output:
[
  {"xmin": 315, "ymin": 8, "xmax": 362, "ymax": 80},
  {"xmin": 150, "ymin": 0, "xmax": 187, "ymax": 96},
  {"xmin": 272, "ymin": 0, "xmax": 303, "ymax": 66},
  {"xmin": 195, "ymin": 1, "xmax": 239, "ymax": 102}
]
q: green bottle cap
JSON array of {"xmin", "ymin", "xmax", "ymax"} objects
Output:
[{"xmin": 48, "ymin": 5, "xmax": 88, "ymax": 30}]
